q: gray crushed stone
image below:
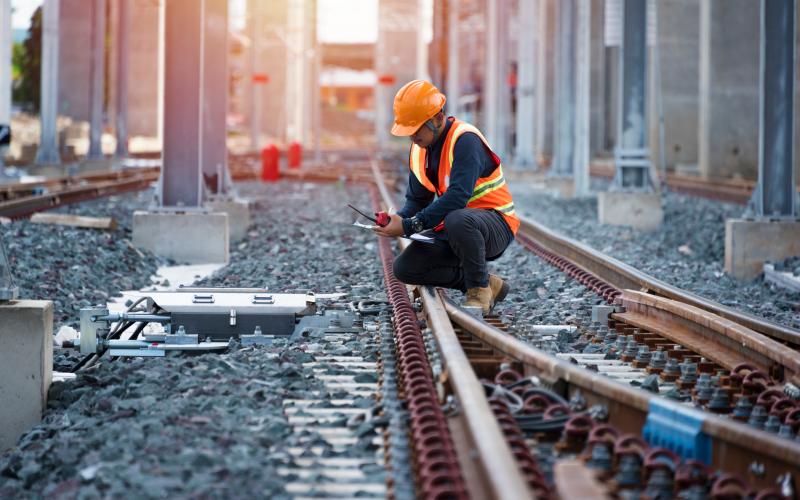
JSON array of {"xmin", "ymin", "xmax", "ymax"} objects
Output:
[
  {"xmin": 1, "ymin": 181, "xmax": 388, "ymax": 498},
  {"xmin": 513, "ymin": 188, "xmax": 800, "ymax": 331},
  {"xmin": 1, "ymin": 190, "xmax": 160, "ymax": 329}
]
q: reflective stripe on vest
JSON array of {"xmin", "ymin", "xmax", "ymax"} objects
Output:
[{"xmin": 407, "ymin": 118, "xmax": 520, "ymax": 234}]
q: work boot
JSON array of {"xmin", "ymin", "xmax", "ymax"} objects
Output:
[
  {"xmin": 464, "ymin": 286, "xmax": 493, "ymax": 315},
  {"xmin": 488, "ymin": 274, "xmax": 510, "ymax": 305}
]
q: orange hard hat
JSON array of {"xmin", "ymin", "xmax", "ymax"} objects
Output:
[{"xmin": 391, "ymin": 80, "xmax": 447, "ymax": 136}]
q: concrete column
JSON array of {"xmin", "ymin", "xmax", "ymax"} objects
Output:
[
  {"xmin": 611, "ymin": 0, "xmax": 652, "ymax": 189},
  {"xmin": 535, "ymin": 0, "xmax": 555, "ymax": 163},
  {"xmin": 550, "ymin": 0, "xmax": 576, "ymax": 177},
  {"xmin": 0, "ymin": 301, "xmax": 53, "ymax": 451},
  {"xmin": 114, "ymin": 0, "xmax": 130, "ymax": 158},
  {"xmin": 201, "ymin": 0, "xmax": 228, "ymax": 194},
  {"xmin": 754, "ymin": 0, "xmax": 796, "ymax": 218},
  {"xmin": 724, "ymin": 0, "xmax": 800, "ymax": 280},
  {"xmin": 0, "ymin": 0, "xmax": 10, "ymax": 166},
  {"xmin": 375, "ymin": 0, "xmax": 419, "ymax": 148},
  {"xmin": 515, "ymin": 0, "xmax": 535, "ymax": 168},
  {"xmin": 248, "ymin": 0, "xmax": 262, "ymax": 150},
  {"xmin": 589, "ymin": 0, "xmax": 606, "ymax": 156},
  {"xmin": 36, "ymin": 0, "xmax": 61, "ymax": 166},
  {"xmin": 483, "ymin": 0, "xmax": 510, "ymax": 159},
  {"xmin": 573, "ymin": 0, "xmax": 591, "ymax": 196},
  {"xmin": 649, "ymin": 0, "xmax": 699, "ymax": 173},
  {"xmin": 445, "ymin": 0, "xmax": 459, "ymax": 116},
  {"xmin": 698, "ymin": 0, "xmax": 759, "ymax": 180},
  {"xmin": 87, "ymin": 0, "xmax": 106, "ymax": 160},
  {"xmin": 600, "ymin": 0, "xmax": 662, "ymax": 230}
]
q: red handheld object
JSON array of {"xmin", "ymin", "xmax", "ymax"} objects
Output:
[{"xmin": 375, "ymin": 211, "xmax": 391, "ymax": 227}]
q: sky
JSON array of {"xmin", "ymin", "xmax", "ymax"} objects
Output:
[{"xmin": 12, "ymin": 0, "xmax": 406, "ymax": 44}]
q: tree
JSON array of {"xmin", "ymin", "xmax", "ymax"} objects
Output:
[{"xmin": 12, "ymin": 7, "xmax": 42, "ymax": 112}]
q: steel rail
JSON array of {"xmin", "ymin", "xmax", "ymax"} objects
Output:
[
  {"xmin": 369, "ymin": 161, "xmax": 533, "ymax": 499},
  {"xmin": 442, "ymin": 295, "xmax": 800, "ymax": 489},
  {"xmin": 516, "ymin": 216, "xmax": 800, "ymax": 347},
  {"xmin": 0, "ymin": 172, "xmax": 159, "ymax": 218},
  {"xmin": 0, "ymin": 167, "xmax": 160, "ymax": 201},
  {"xmin": 418, "ymin": 285, "xmax": 534, "ymax": 500}
]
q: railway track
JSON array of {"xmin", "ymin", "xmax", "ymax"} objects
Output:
[
  {"xmin": 368, "ymin": 157, "xmax": 800, "ymax": 497},
  {"xmin": 0, "ymin": 167, "xmax": 159, "ymax": 218},
  {"xmin": 589, "ymin": 162, "xmax": 799, "ymax": 206}
]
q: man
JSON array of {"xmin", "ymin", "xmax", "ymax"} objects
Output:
[{"xmin": 373, "ymin": 80, "xmax": 519, "ymax": 314}]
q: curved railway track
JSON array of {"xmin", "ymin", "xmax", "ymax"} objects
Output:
[{"xmin": 368, "ymin": 157, "xmax": 800, "ymax": 497}]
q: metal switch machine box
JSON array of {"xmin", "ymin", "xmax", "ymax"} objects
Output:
[{"xmin": 146, "ymin": 288, "xmax": 317, "ymax": 340}]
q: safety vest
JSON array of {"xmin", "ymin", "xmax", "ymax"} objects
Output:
[{"xmin": 408, "ymin": 118, "xmax": 520, "ymax": 234}]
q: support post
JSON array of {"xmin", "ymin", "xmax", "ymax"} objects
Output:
[
  {"xmin": 87, "ymin": 0, "xmax": 106, "ymax": 160},
  {"xmin": 611, "ymin": 0, "xmax": 652, "ymax": 190},
  {"xmin": 515, "ymin": 0, "xmax": 536, "ymax": 167},
  {"xmin": 0, "ymin": 0, "xmax": 10, "ymax": 167},
  {"xmin": 724, "ymin": 0, "xmax": 800, "ymax": 280},
  {"xmin": 535, "ymin": 0, "xmax": 555, "ymax": 164},
  {"xmin": 248, "ymin": 0, "xmax": 262, "ymax": 151},
  {"xmin": 573, "ymin": 0, "xmax": 591, "ymax": 196},
  {"xmin": 445, "ymin": 0, "xmax": 459, "ymax": 116},
  {"xmin": 550, "ymin": 0, "xmax": 576, "ymax": 178},
  {"xmin": 36, "ymin": 0, "xmax": 61, "ymax": 166},
  {"xmin": 115, "ymin": 0, "xmax": 130, "ymax": 158},
  {"xmin": 483, "ymin": 0, "xmax": 510, "ymax": 158},
  {"xmin": 201, "ymin": 0, "xmax": 228, "ymax": 194}
]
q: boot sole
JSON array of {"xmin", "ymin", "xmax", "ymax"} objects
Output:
[{"xmin": 493, "ymin": 281, "xmax": 510, "ymax": 304}]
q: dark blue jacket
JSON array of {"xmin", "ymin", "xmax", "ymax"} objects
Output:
[{"xmin": 398, "ymin": 118, "xmax": 513, "ymax": 241}]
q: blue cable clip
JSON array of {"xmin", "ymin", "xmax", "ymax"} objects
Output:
[{"xmin": 642, "ymin": 398, "xmax": 711, "ymax": 464}]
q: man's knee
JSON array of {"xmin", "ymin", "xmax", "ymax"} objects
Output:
[{"xmin": 392, "ymin": 253, "xmax": 415, "ymax": 284}]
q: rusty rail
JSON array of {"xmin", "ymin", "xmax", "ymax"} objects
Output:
[
  {"xmin": 0, "ymin": 168, "xmax": 159, "ymax": 219},
  {"xmin": 443, "ymin": 296, "xmax": 800, "ymax": 489},
  {"xmin": 516, "ymin": 216, "xmax": 800, "ymax": 347}
]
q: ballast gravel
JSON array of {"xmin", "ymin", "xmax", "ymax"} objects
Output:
[
  {"xmin": 0, "ymin": 181, "xmax": 392, "ymax": 498},
  {"xmin": 513, "ymin": 188, "xmax": 800, "ymax": 331},
  {"xmin": 1, "ymin": 190, "xmax": 160, "ymax": 329}
]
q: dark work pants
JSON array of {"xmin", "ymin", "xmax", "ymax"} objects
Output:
[{"xmin": 392, "ymin": 208, "xmax": 514, "ymax": 291}]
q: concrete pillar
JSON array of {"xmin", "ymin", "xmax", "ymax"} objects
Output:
[
  {"xmin": 0, "ymin": 300, "xmax": 53, "ymax": 451},
  {"xmin": 134, "ymin": 0, "xmax": 230, "ymax": 264},
  {"xmin": 535, "ymin": 0, "xmax": 555, "ymax": 163},
  {"xmin": 375, "ymin": 0, "xmax": 420, "ymax": 148},
  {"xmin": 248, "ymin": 0, "xmax": 262, "ymax": 150},
  {"xmin": 573, "ymin": 0, "xmax": 591, "ymax": 196},
  {"xmin": 201, "ymin": 0, "xmax": 228, "ymax": 194},
  {"xmin": 725, "ymin": 0, "xmax": 800, "ymax": 280},
  {"xmin": 600, "ymin": 0, "xmax": 662, "ymax": 230},
  {"xmin": 698, "ymin": 0, "xmax": 759, "ymax": 180},
  {"xmin": 445, "ymin": 0, "xmax": 459, "ymax": 116},
  {"xmin": 649, "ymin": 0, "xmax": 699, "ymax": 173},
  {"xmin": 515, "ymin": 0, "xmax": 535, "ymax": 167},
  {"xmin": 0, "ymin": 0, "xmax": 10, "ymax": 166},
  {"xmin": 550, "ymin": 0, "xmax": 576, "ymax": 177},
  {"xmin": 488, "ymin": 0, "xmax": 511, "ymax": 159},
  {"xmin": 127, "ymin": 0, "xmax": 159, "ymax": 139},
  {"xmin": 115, "ymin": 0, "xmax": 130, "ymax": 158},
  {"xmin": 36, "ymin": 0, "xmax": 61, "ymax": 166},
  {"xmin": 87, "ymin": 0, "xmax": 106, "ymax": 160},
  {"xmin": 589, "ymin": 0, "xmax": 606, "ymax": 156},
  {"xmin": 286, "ymin": 0, "xmax": 311, "ymax": 145}
]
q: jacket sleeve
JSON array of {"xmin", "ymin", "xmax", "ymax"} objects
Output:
[{"xmin": 413, "ymin": 132, "xmax": 484, "ymax": 229}]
